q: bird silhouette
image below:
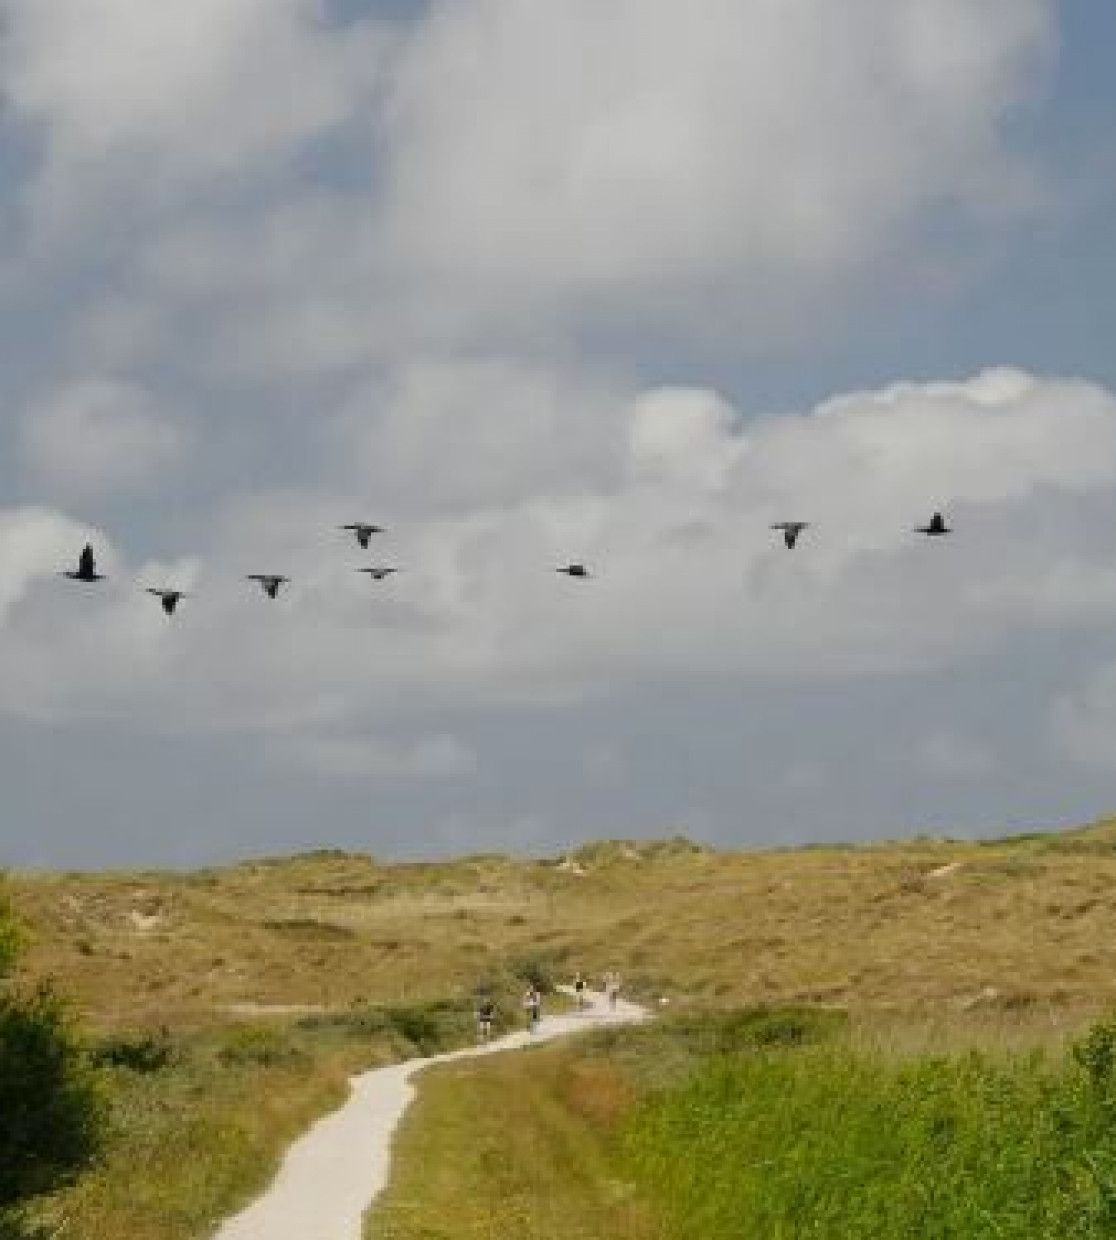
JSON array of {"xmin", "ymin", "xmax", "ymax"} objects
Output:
[
  {"xmin": 146, "ymin": 588, "xmax": 187, "ymax": 616},
  {"xmin": 340, "ymin": 523, "xmax": 385, "ymax": 550},
  {"xmin": 771, "ymin": 521, "xmax": 810, "ymax": 549},
  {"xmin": 915, "ymin": 511, "xmax": 951, "ymax": 537},
  {"xmin": 62, "ymin": 544, "xmax": 105, "ymax": 582},
  {"xmin": 557, "ymin": 564, "xmax": 591, "ymax": 578},
  {"xmin": 357, "ymin": 566, "xmax": 398, "ymax": 581},
  {"xmin": 247, "ymin": 574, "xmax": 289, "ymax": 599}
]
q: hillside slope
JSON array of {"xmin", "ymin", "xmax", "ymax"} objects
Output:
[{"xmin": 10, "ymin": 820, "xmax": 1116, "ymax": 1033}]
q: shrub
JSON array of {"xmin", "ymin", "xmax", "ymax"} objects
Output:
[
  {"xmin": 1074, "ymin": 1020, "xmax": 1116, "ymax": 1095},
  {"xmin": 0, "ymin": 890, "xmax": 20, "ymax": 980},
  {"xmin": 0, "ymin": 983, "xmax": 103, "ymax": 1209},
  {"xmin": 90, "ymin": 1031, "xmax": 174, "ymax": 1074},
  {"xmin": 508, "ymin": 950, "xmax": 566, "ymax": 994},
  {"xmin": 217, "ymin": 1025, "xmax": 307, "ymax": 1068}
]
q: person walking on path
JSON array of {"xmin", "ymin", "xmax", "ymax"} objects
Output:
[
  {"xmin": 475, "ymin": 996, "xmax": 495, "ymax": 1043},
  {"xmin": 604, "ymin": 970, "xmax": 621, "ymax": 1010},
  {"xmin": 522, "ymin": 984, "xmax": 541, "ymax": 1032},
  {"xmin": 573, "ymin": 971, "xmax": 587, "ymax": 1010}
]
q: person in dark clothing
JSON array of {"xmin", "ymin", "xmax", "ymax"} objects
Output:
[
  {"xmin": 522, "ymin": 985, "xmax": 542, "ymax": 1032},
  {"xmin": 475, "ymin": 997, "xmax": 495, "ymax": 1042}
]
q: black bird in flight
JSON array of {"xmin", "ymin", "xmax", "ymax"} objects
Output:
[
  {"xmin": 771, "ymin": 521, "xmax": 810, "ymax": 549},
  {"xmin": 358, "ymin": 566, "xmax": 399, "ymax": 581},
  {"xmin": 247, "ymin": 574, "xmax": 289, "ymax": 599},
  {"xmin": 62, "ymin": 543, "xmax": 105, "ymax": 582},
  {"xmin": 146, "ymin": 588, "xmax": 188, "ymax": 616},
  {"xmin": 340, "ymin": 523, "xmax": 385, "ymax": 549},
  {"xmin": 915, "ymin": 511, "xmax": 951, "ymax": 537},
  {"xmin": 557, "ymin": 563, "xmax": 591, "ymax": 579}
]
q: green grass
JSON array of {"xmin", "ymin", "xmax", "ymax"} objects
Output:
[
  {"xmin": 366, "ymin": 1009, "xmax": 1116, "ymax": 1240},
  {"xmin": 626, "ymin": 1020, "xmax": 1116, "ymax": 1239},
  {"xmin": 365, "ymin": 1008, "xmax": 841, "ymax": 1239},
  {"xmin": 366, "ymin": 1042, "xmax": 660, "ymax": 1240}
]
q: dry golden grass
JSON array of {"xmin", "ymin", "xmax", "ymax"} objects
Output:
[{"xmin": 9, "ymin": 819, "xmax": 1116, "ymax": 1038}]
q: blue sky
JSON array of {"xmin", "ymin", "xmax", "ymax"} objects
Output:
[{"xmin": 2, "ymin": 0, "xmax": 1116, "ymax": 868}]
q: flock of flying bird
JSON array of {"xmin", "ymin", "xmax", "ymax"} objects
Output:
[{"xmin": 58, "ymin": 511, "xmax": 954, "ymax": 617}]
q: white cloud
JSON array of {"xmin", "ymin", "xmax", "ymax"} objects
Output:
[
  {"xmin": 374, "ymin": 0, "xmax": 1053, "ymax": 338},
  {"xmin": 20, "ymin": 379, "xmax": 187, "ymax": 497},
  {"xmin": 0, "ymin": 0, "xmax": 392, "ymax": 212},
  {"xmin": 4, "ymin": 366, "xmax": 1113, "ymax": 737},
  {"xmin": 47, "ymin": 0, "xmax": 1059, "ymax": 382},
  {"xmin": 331, "ymin": 357, "xmax": 629, "ymax": 515}
]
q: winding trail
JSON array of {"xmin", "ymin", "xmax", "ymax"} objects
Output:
[{"xmin": 211, "ymin": 988, "xmax": 647, "ymax": 1240}]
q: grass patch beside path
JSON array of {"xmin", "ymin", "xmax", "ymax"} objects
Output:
[
  {"xmin": 28, "ymin": 1000, "xmax": 476, "ymax": 1240},
  {"xmin": 365, "ymin": 1008, "xmax": 840, "ymax": 1240},
  {"xmin": 367, "ymin": 1009, "xmax": 1116, "ymax": 1240},
  {"xmin": 367, "ymin": 1042, "xmax": 661, "ymax": 1240}
]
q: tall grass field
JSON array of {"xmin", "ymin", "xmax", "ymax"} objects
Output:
[
  {"xmin": 371, "ymin": 1010, "xmax": 1116, "ymax": 1239},
  {"xmin": 627, "ymin": 1023, "xmax": 1116, "ymax": 1238}
]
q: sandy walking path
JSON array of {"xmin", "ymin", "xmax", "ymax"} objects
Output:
[{"xmin": 211, "ymin": 988, "xmax": 647, "ymax": 1240}]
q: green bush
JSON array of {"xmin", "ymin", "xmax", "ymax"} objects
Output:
[
  {"xmin": 91, "ymin": 1031, "xmax": 174, "ymax": 1074},
  {"xmin": 508, "ymin": 950, "xmax": 566, "ymax": 994},
  {"xmin": 0, "ymin": 896, "xmax": 19, "ymax": 980},
  {"xmin": 296, "ymin": 998, "xmax": 472, "ymax": 1055},
  {"xmin": 0, "ymin": 889, "xmax": 102, "ymax": 1232},
  {"xmin": 1074, "ymin": 1020, "xmax": 1116, "ymax": 1094},
  {"xmin": 217, "ymin": 1025, "xmax": 307, "ymax": 1068},
  {"xmin": 0, "ymin": 983, "xmax": 103, "ymax": 1209}
]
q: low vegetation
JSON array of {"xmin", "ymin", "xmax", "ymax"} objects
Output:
[
  {"xmin": 368, "ymin": 1034, "xmax": 660, "ymax": 1240},
  {"xmin": 25, "ymin": 999, "xmax": 480, "ymax": 1240},
  {"xmin": 370, "ymin": 1008, "xmax": 1116, "ymax": 1239}
]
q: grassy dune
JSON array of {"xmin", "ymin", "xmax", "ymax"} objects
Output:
[
  {"xmin": 12, "ymin": 820, "xmax": 1116, "ymax": 1033},
  {"xmin": 9, "ymin": 817, "xmax": 1116, "ymax": 1237}
]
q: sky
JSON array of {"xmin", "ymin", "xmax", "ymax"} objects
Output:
[{"xmin": 2, "ymin": 0, "xmax": 1116, "ymax": 868}]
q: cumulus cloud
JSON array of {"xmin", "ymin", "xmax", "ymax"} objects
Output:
[
  {"xmin": 3, "ymin": 367, "xmax": 1114, "ymax": 737},
  {"xmin": 0, "ymin": 0, "xmax": 393, "ymax": 212},
  {"xmin": 38, "ymin": 0, "xmax": 1059, "ymax": 381},
  {"xmin": 19, "ymin": 379, "xmax": 187, "ymax": 497},
  {"xmin": 330, "ymin": 357, "xmax": 629, "ymax": 516},
  {"xmin": 374, "ymin": 0, "xmax": 1053, "ymax": 338}
]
